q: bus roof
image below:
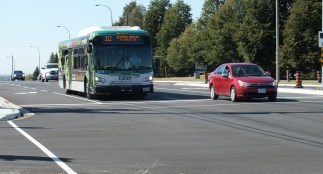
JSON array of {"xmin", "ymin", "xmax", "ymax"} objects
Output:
[
  {"xmin": 77, "ymin": 26, "xmax": 142, "ymax": 37},
  {"xmin": 59, "ymin": 26, "xmax": 149, "ymax": 48}
]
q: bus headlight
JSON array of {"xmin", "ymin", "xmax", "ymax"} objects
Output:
[
  {"xmin": 144, "ymin": 75, "xmax": 153, "ymax": 82},
  {"xmin": 95, "ymin": 76, "xmax": 106, "ymax": 84}
]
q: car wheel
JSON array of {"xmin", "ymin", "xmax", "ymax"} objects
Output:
[
  {"xmin": 268, "ymin": 96, "xmax": 277, "ymax": 102},
  {"xmin": 230, "ymin": 86, "xmax": 238, "ymax": 102},
  {"xmin": 210, "ymin": 85, "xmax": 218, "ymax": 100}
]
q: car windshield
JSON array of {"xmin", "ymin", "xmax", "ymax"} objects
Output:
[
  {"xmin": 231, "ymin": 65, "xmax": 266, "ymax": 77},
  {"xmin": 47, "ymin": 65, "xmax": 58, "ymax": 69},
  {"xmin": 13, "ymin": 71, "xmax": 23, "ymax": 74}
]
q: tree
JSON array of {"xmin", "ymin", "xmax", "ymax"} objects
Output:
[
  {"xmin": 166, "ymin": 23, "xmax": 196, "ymax": 75},
  {"xmin": 32, "ymin": 66, "xmax": 40, "ymax": 80},
  {"xmin": 115, "ymin": 1, "xmax": 146, "ymax": 27},
  {"xmin": 143, "ymin": 0, "xmax": 171, "ymax": 49},
  {"xmin": 280, "ymin": 0, "xmax": 321, "ymax": 73},
  {"xmin": 204, "ymin": 0, "xmax": 242, "ymax": 66},
  {"xmin": 156, "ymin": 0, "xmax": 192, "ymax": 56},
  {"xmin": 198, "ymin": 0, "xmax": 226, "ymax": 29},
  {"xmin": 235, "ymin": 0, "xmax": 276, "ymax": 70},
  {"xmin": 48, "ymin": 52, "xmax": 58, "ymax": 63}
]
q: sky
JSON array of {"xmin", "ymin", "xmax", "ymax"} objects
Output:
[{"xmin": 0, "ymin": 0, "xmax": 204, "ymax": 75}]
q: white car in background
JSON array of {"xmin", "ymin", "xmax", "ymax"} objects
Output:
[{"xmin": 40, "ymin": 63, "xmax": 58, "ymax": 82}]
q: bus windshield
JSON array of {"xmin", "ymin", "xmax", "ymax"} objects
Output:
[{"xmin": 94, "ymin": 45, "xmax": 152, "ymax": 70}]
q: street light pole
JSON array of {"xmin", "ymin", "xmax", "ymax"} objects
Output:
[
  {"xmin": 30, "ymin": 46, "xmax": 40, "ymax": 73},
  {"xmin": 6, "ymin": 55, "xmax": 14, "ymax": 77},
  {"xmin": 276, "ymin": 0, "xmax": 280, "ymax": 82},
  {"xmin": 95, "ymin": 4, "xmax": 113, "ymax": 26},
  {"xmin": 57, "ymin": 25, "xmax": 71, "ymax": 39},
  {"xmin": 321, "ymin": 0, "xmax": 323, "ymax": 89}
]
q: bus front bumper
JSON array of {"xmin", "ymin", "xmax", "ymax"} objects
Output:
[{"xmin": 95, "ymin": 84, "xmax": 154, "ymax": 94}]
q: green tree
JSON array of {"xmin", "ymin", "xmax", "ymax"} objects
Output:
[
  {"xmin": 156, "ymin": 0, "xmax": 192, "ymax": 56},
  {"xmin": 235, "ymin": 0, "xmax": 276, "ymax": 69},
  {"xmin": 32, "ymin": 66, "xmax": 40, "ymax": 80},
  {"xmin": 115, "ymin": 1, "xmax": 146, "ymax": 27},
  {"xmin": 198, "ymin": 0, "xmax": 226, "ymax": 29},
  {"xmin": 204, "ymin": 0, "xmax": 242, "ymax": 66},
  {"xmin": 48, "ymin": 52, "xmax": 58, "ymax": 63},
  {"xmin": 280, "ymin": 0, "xmax": 321, "ymax": 72},
  {"xmin": 166, "ymin": 23, "xmax": 196, "ymax": 75},
  {"xmin": 143, "ymin": 0, "xmax": 171, "ymax": 49}
]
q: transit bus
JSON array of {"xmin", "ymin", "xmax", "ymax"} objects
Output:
[{"xmin": 58, "ymin": 26, "xmax": 154, "ymax": 99}]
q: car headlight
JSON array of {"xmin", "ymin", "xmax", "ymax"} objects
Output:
[
  {"xmin": 238, "ymin": 80, "xmax": 250, "ymax": 87},
  {"xmin": 272, "ymin": 81, "xmax": 278, "ymax": 87}
]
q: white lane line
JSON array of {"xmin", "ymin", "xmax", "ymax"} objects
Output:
[
  {"xmin": 14, "ymin": 92, "xmax": 38, "ymax": 95},
  {"xmin": 162, "ymin": 97, "xmax": 179, "ymax": 100},
  {"xmin": 7, "ymin": 121, "xmax": 77, "ymax": 174},
  {"xmin": 52, "ymin": 92, "xmax": 101, "ymax": 104},
  {"xmin": 155, "ymin": 87, "xmax": 209, "ymax": 94}
]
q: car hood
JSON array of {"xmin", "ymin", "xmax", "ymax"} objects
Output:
[{"xmin": 235, "ymin": 76, "xmax": 275, "ymax": 83}]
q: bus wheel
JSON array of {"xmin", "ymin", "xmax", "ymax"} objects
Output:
[
  {"xmin": 63, "ymin": 76, "xmax": 71, "ymax": 94},
  {"xmin": 84, "ymin": 81, "xmax": 95, "ymax": 99}
]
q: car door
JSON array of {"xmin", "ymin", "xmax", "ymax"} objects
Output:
[
  {"xmin": 214, "ymin": 65, "xmax": 225, "ymax": 95},
  {"xmin": 219, "ymin": 65, "xmax": 232, "ymax": 96}
]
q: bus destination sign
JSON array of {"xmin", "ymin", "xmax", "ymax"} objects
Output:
[{"xmin": 101, "ymin": 35, "xmax": 143, "ymax": 44}]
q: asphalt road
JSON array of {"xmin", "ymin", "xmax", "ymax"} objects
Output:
[{"xmin": 0, "ymin": 81, "xmax": 323, "ymax": 174}]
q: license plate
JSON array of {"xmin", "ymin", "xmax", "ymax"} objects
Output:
[
  {"xmin": 258, "ymin": 88, "xmax": 266, "ymax": 93},
  {"xmin": 143, "ymin": 87, "xmax": 150, "ymax": 92},
  {"xmin": 119, "ymin": 76, "xmax": 131, "ymax": 80}
]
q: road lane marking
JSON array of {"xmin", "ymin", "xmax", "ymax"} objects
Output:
[
  {"xmin": 14, "ymin": 92, "xmax": 37, "ymax": 95},
  {"xmin": 155, "ymin": 87, "xmax": 209, "ymax": 94},
  {"xmin": 52, "ymin": 92, "xmax": 101, "ymax": 104},
  {"xmin": 7, "ymin": 121, "xmax": 77, "ymax": 174}
]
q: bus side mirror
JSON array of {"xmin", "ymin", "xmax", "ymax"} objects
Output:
[
  {"xmin": 87, "ymin": 45, "xmax": 92, "ymax": 53},
  {"xmin": 63, "ymin": 50, "xmax": 68, "ymax": 56}
]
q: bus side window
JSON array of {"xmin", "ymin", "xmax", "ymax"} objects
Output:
[{"xmin": 83, "ymin": 55, "xmax": 88, "ymax": 70}]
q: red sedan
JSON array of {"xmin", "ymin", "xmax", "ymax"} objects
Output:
[{"xmin": 208, "ymin": 63, "xmax": 278, "ymax": 102}]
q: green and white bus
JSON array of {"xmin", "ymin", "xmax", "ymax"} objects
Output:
[{"xmin": 58, "ymin": 26, "xmax": 154, "ymax": 99}]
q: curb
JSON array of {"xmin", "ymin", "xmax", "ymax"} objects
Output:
[{"xmin": 0, "ymin": 97, "xmax": 22, "ymax": 121}]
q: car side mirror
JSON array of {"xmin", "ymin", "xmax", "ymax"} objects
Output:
[
  {"xmin": 222, "ymin": 71, "xmax": 229, "ymax": 78},
  {"xmin": 265, "ymin": 71, "xmax": 271, "ymax": 76}
]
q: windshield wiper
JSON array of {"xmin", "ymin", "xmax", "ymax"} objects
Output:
[
  {"xmin": 249, "ymin": 74, "xmax": 263, "ymax": 76},
  {"xmin": 127, "ymin": 65, "xmax": 152, "ymax": 70},
  {"xmin": 104, "ymin": 66, "xmax": 118, "ymax": 70}
]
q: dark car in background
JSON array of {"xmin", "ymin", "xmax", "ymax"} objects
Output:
[
  {"xmin": 11, "ymin": 70, "xmax": 25, "ymax": 81},
  {"xmin": 208, "ymin": 63, "xmax": 278, "ymax": 102}
]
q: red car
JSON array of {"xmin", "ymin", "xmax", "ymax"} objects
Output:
[{"xmin": 208, "ymin": 63, "xmax": 278, "ymax": 102}]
